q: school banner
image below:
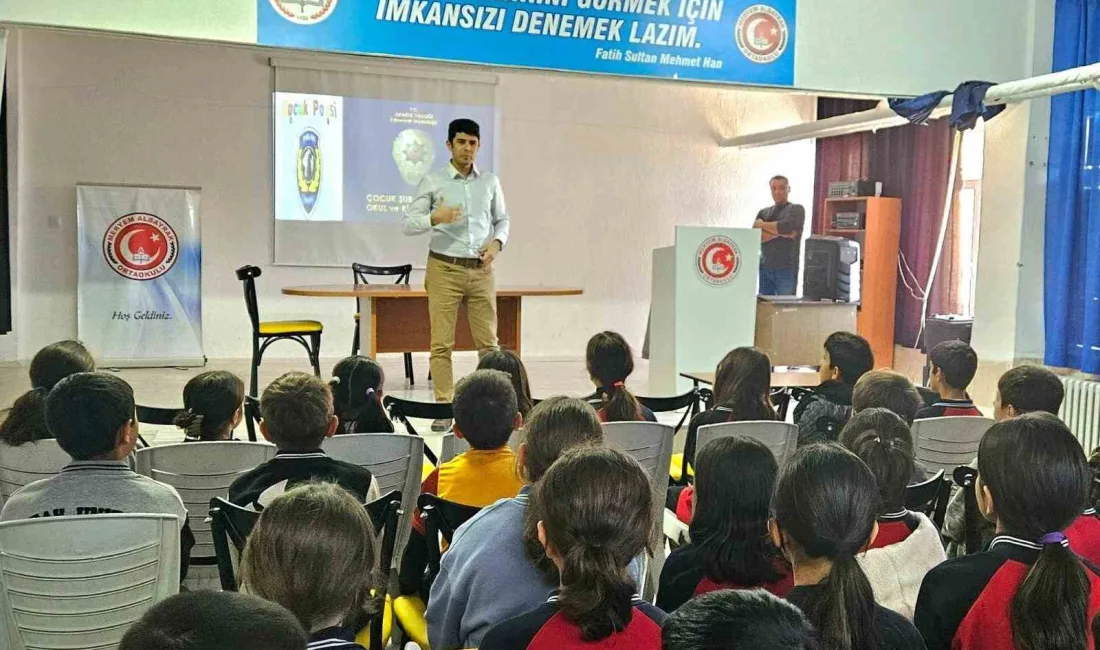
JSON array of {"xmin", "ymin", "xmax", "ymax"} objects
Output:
[
  {"xmin": 258, "ymin": 0, "xmax": 796, "ymax": 86},
  {"xmin": 77, "ymin": 184, "xmax": 204, "ymax": 367}
]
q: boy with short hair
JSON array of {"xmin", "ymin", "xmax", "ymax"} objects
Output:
[
  {"xmin": 793, "ymin": 331, "xmax": 875, "ymax": 445},
  {"xmin": 229, "ymin": 371, "xmax": 380, "ymax": 510},
  {"xmin": 399, "ymin": 369, "xmax": 525, "ymax": 596},
  {"xmin": 661, "ymin": 589, "xmax": 817, "ymax": 650},
  {"xmin": 121, "ymin": 591, "xmax": 308, "ymax": 650},
  {"xmin": 916, "ymin": 340, "xmax": 982, "ymax": 419},
  {"xmin": 0, "ymin": 372, "xmax": 194, "ymax": 578},
  {"xmin": 852, "ymin": 370, "xmax": 925, "ymax": 425}
]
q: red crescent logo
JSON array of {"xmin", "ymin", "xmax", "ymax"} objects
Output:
[
  {"xmin": 102, "ymin": 213, "xmax": 179, "ymax": 281},
  {"xmin": 696, "ymin": 236, "xmax": 742, "ymax": 286}
]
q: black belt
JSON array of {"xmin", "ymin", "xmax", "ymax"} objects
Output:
[{"xmin": 429, "ymin": 251, "xmax": 482, "ymax": 269}]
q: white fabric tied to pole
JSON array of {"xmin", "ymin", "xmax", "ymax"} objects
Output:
[{"xmin": 720, "ymin": 62, "xmax": 1100, "ymax": 148}]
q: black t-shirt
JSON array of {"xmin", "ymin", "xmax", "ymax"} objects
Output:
[
  {"xmin": 227, "ymin": 450, "xmax": 377, "ymax": 510},
  {"xmin": 787, "ymin": 584, "xmax": 926, "ymax": 650},
  {"xmin": 757, "ymin": 202, "xmax": 806, "ymax": 271}
]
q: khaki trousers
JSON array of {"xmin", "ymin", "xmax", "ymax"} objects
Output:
[{"xmin": 425, "ymin": 255, "xmax": 499, "ymax": 401}]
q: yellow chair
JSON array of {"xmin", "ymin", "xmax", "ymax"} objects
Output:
[
  {"xmin": 669, "ymin": 453, "xmax": 695, "ymax": 482},
  {"xmin": 393, "ymin": 594, "xmax": 430, "ymax": 649},
  {"xmin": 235, "ymin": 265, "xmax": 323, "ymax": 400},
  {"xmin": 356, "ymin": 595, "xmax": 395, "ymax": 649}
]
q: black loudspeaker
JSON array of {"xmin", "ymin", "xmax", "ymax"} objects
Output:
[
  {"xmin": 921, "ymin": 315, "xmax": 974, "ymax": 383},
  {"xmin": 804, "ymin": 236, "xmax": 861, "ymax": 302}
]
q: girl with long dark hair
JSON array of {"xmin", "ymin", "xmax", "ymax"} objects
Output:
[
  {"xmin": 330, "ymin": 356, "xmax": 395, "ymax": 434},
  {"xmin": 480, "ymin": 446, "xmax": 664, "ymax": 649},
  {"xmin": 915, "ymin": 412, "xmax": 1100, "ymax": 649},
  {"xmin": 174, "ymin": 371, "xmax": 245, "ymax": 442},
  {"xmin": 1, "ymin": 340, "xmax": 95, "ymax": 446},
  {"xmin": 586, "ymin": 331, "xmax": 655, "ymax": 423},
  {"xmin": 773, "ymin": 445, "xmax": 925, "ymax": 650},
  {"xmin": 478, "ymin": 349, "xmax": 534, "ymax": 417},
  {"xmin": 658, "ymin": 436, "xmax": 792, "ymax": 612}
]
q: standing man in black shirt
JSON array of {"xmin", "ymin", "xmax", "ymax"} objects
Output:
[{"xmin": 753, "ymin": 175, "xmax": 805, "ymax": 296}]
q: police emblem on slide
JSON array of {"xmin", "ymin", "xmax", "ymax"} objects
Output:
[
  {"xmin": 734, "ymin": 4, "xmax": 789, "ymax": 64},
  {"xmin": 696, "ymin": 235, "xmax": 741, "ymax": 286},
  {"xmin": 269, "ymin": 0, "xmax": 338, "ymax": 24},
  {"xmin": 102, "ymin": 213, "xmax": 179, "ymax": 281},
  {"xmin": 392, "ymin": 129, "xmax": 437, "ymax": 186},
  {"xmin": 297, "ymin": 128, "xmax": 322, "ymax": 215}
]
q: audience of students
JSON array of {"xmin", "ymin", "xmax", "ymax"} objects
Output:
[
  {"xmin": 330, "ymin": 356, "xmax": 395, "ymax": 434},
  {"xmin": 772, "ymin": 444, "xmax": 926, "ymax": 649},
  {"xmin": 793, "ymin": 332, "xmax": 874, "ymax": 445},
  {"xmin": 915, "ymin": 413, "xmax": 1100, "ymax": 650},
  {"xmin": 173, "ymin": 370, "xmax": 245, "ymax": 442},
  {"xmin": 0, "ymin": 339, "xmax": 95, "ymax": 446},
  {"xmin": 839, "ymin": 409, "xmax": 946, "ymax": 620},
  {"xmin": 658, "ymin": 436, "xmax": 792, "ymax": 612},
  {"xmin": 399, "ymin": 369, "xmax": 525, "ymax": 596},
  {"xmin": 0, "ymin": 372, "xmax": 195, "ymax": 579},
  {"xmin": 228, "ymin": 372, "xmax": 381, "ymax": 510},
  {"xmin": 427, "ymin": 396, "xmax": 604, "ymax": 649},
  {"xmin": 916, "ymin": 341, "xmax": 982, "ymax": 419},
  {"xmin": 587, "ymin": 331, "xmax": 656, "ymax": 423},
  {"xmin": 478, "ymin": 349, "xmax": 535, "ymax": 417},
  {"xmin": 661, "ymin": 589, "xmax": 817, "ymax": 650},
  {"xmin": 851, "ymin": 370, "xmax": 925, "ymax": 425},
  {"xmin": 120, "ymin": 591, "xmax": 309, "ymax": 650},
  {"xmin": 480, "ymin": 446, "xmax": 664, "ymax": 650},
  {"xmin": 240, "ymin": 482, "xmax": 379, "ymax": 650}
]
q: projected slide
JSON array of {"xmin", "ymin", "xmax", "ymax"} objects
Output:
[{"xmin": 274, "ymin": 92, "xmax": 496, "ymax": 223}]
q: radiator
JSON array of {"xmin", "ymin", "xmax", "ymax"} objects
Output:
[{"xmin": 1061, "ymin": 377, "xmax": 1100, "ymax": 453}]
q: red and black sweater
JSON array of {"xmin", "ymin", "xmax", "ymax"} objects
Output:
[
  {"xmin": 479, "ymin": 594, "xmax": 666, "ymax": 650},
  {"xmin": 869, "ymin": 510, "xmax": 922, "ymax": 549},
  {"xmin": 914, "ymin": 535, "xmax": 1100, "ymax": 650},
  {"xmin": 1067, "ymin": 509, "xmax": 1100, "ymax": 567},
  {"xmin": 656, "ymin": 543, "xmax": 793, "ymax": 612},
  {"xmin": 914, "ymin": 398, "xmax": 983, "ymax": 420}
]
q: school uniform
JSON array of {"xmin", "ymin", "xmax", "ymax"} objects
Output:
[
  {"xmin": 479, "ymin": 593, "xmax": 666, "ymax": 650},
  {"xmin": 914, "ymin": 535, "xmax": 1100, "ymax": 650},
  {"xmin": 870, "ymin": 510, "xmax": 922, "ymax": 549},
  {"xmin": 308, "ymin": 627, "xmax": 364, "ymax": 650},
  {"xmin": 915, "ymin": 397, "xmax": 983, "ymax": 420},
  {"xmin": 787, "ymin": 584, "xmax": 926, "ymax": 649},
  {"xmin": 1067, "ymin": 509, "xmax": 1100, "ymax": 566},
  {"xmin": 657, "ymin": 543, "xmax": 793, "ymax": 612},
  {"xmin": 228, "ymin": 449, "xmax": 381, "ymax": 510},
  {"xmin": 858, "ymin": 511, "xmax": 947, "ymax": 620}
]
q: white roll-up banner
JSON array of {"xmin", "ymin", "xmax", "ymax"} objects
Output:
[{"xmin": 77, "ymin": 184, "xmax": 204, "ymax": 367}]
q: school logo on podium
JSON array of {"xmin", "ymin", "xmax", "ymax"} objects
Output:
[
  {"xmin": 269, "ymin": 0, "xmax": 338, "ymax": 24},
  {"xmin": 696, "ymin": 235, "xmax": 741, "ymax": 286},
  {"xmin": 297, "ymin": 128, "xmax": 322, "ymax": 215},
  {"xmin": 735, "ymin": 4, "xmax": 789, "ymax": 64},
  {"xmin": 102, "ymin": 213, "xmax": 179, "ymax": 281}
]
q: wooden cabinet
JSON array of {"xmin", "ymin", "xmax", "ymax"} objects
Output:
[{"xmin": 821, "ymin": 197, "xmax": 901, "ymax": 369}]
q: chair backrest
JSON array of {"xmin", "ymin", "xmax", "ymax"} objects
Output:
[
  {"xmin": 352, "ymin": 263, "xmax": 413, "ymax": 315},
  {"xmin": 695, "ymin": 421, "xmax": 799, "ymax": 468},
  {"xmin": 637, "ymin": 389, "xmax": 703, "ymax": 434},
  {"xmin": 912, "ymin": 417, "xmax": 994, "ymax": 475},
  {"xmin": 439, "ymin": 432, "xmax": 520, "ymax": 464},
  {"xmin": 243, "ymin": 395, "xmax": 261, "ymax": 442},
  {"xmin": 323, "ymin": 433, "xmax": 425, "ymax": 564},
  {"xmin": 136, "ymin": 405, "xmax": 184, "ymax": 426},
  {"xmin": 0, "ymin": 513, "xmax": 180, "ymax": 650},
  {"xmin": 904, "ymin": 469, "xmax": 947, "ymax": 517},
  {"xmin": 419, "ymin": 494, "xmax": 482, "ymax": 586},
  {"xmin": 209, "ymin": 497, "xmax": 262, "ymax": 592},
  {"xmin": 0, "ymin": 439, "xmax": 71, "ymax": 509},
  {"xmin": 134, "ymin": 442, "xmax": 276, "ymax": 562},
  {"xmin": 235, "ymin": 265, "xmax": 262, "ymax": 332}
]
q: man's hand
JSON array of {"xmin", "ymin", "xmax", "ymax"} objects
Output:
[
  {"xmin": 431, "ymin": 201, "xmax": 463, "ymax": 226},
  {"xmin": 479, "ymin": 240, "xmax": 502, "ymax": 268}
]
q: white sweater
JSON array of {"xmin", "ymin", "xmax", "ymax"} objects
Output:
[{"xmin": 856, "ymin": 512, "xmax": 947, "ymax": 621}]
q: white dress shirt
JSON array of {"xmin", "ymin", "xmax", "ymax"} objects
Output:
[{"xmin": 403, "ymin": 163, "xmax": 510, "ymax": 259}]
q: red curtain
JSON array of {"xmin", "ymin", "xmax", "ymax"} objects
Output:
[{"xmin": 812, "ymin": 99, "xmax": 876, "ymax": 234}]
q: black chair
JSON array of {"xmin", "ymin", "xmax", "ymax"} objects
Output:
[
  {"xmin": 243, "ymin": 396, "xmax": 261, "ymax": 442},
  {"xmin": 236, "ymin": 265, "xmax": 323, "ymax": 400},
  {"xmin": 357, "ymin": 491, "xmax": 404, "ymax": 650},
  {"xmin": 638, "ymin": 388, "xmax": 705, "ymax": 436},
  {"xmin": 905, "ymin": 469, "xmax": 948, "ymax": 524},
  {"xmin": 953, "ymin": 465, "xmax": 983, "ymax": 555},
  {"xmin": 383, "ymin": 396, "xmax": 450, "ymax": 465},
  {"xmin": 418, "ymin": 494, "xmax": 482, "ymax": 586},
  {"xmin": 134, "ymin": 405, "xmax": 180, "ymax": 448},
  {"xmin": 351, "ymin": 263, "xmax": 419, "ymax": 386},
  {"xmin": 209, "ymin": 497, "xmax": 260, "ymax": 591}
]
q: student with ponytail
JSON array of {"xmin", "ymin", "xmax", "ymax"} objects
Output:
[
  {"xmin": 480, "ymin": 446, "xmax": 665, "ymax": 649},
  {"xmin": 478, "ymin": 350, "xmax": 535, "ymax": 417},
  {"xmin": 1, "ymin": 340, "xmax": 95, "ymax": 446},
  {"xmin": 174, "ymin": 371, "xmax": 245, "ymax": 442},
  {"xmin": 772, "ymin": 444, "xmax": 925, "ymax": 650},
  {"xmin": 330, "ymin": 356, "xmax": 394, "ymax": 434},
  {"xmin": 915, "ymin": 412, "xmax": 1100, "ymax": 650},
  {"xmin": 586, "ymin": 331, "xmax": 655, "ymax": 423}
]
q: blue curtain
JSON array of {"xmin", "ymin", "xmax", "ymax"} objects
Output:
[{"xmin": 1045, "ymin": 0, "xmax": 1100, "ymax": 373}]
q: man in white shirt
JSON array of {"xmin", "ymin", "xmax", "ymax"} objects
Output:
[{"xmin": 403, "ymin": 119, "xmax": 510, "ymax": 430}]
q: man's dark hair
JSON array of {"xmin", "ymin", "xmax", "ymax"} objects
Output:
[
  {"xmin": 929, "ymin": 340, "xmax": 978, "ymax": 391},
  {"xmin": 770, "ymin": 175, "xmax": 790, "ymax": 185},
  {"xmin": 824, "ymin": 331, "xmax": 875, "ymax": 386},
  {"xmin": 45, "ymin": 372, "xmax": 134, "ymax": 460},
  {"xmin": 453, "ymin": 369, "xmax": 518, "ymax": 449},
  {"xmin": 998, "ymin": 365, "xmax": 1065, "ymax": 415},
  {"xmin": 261, "ymin": 372, "xmax": 334, "ymax": 451},
  {"xmin": 662, "ymin": 589, "xmax": 817, "ymax": 650},
  {"xmin": 852, "ymin": 370, "xmax": 924, "ymax": 425},
  {"xmin": 120, "ymin": 591, "xmax": 308, "ymax": 650},
  {"xmin": 448, "ymin": 118, "xmax": 480, "ymax": 143}
]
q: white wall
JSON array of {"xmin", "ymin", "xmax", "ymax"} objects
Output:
[{"xmin": 2, "ymin": 27, "xmax": 815, "ymax": 361}]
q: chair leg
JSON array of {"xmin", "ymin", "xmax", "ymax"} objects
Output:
[
  {"xmin": 404, "ymin": 352, "xmax": 414, "ymax": 386},
  {"xmin": 310, "ymin": 332, "xmax": 322, "ymax": 377},
  {"xmin": 250, "ymin": 336, "xmax": 261, "ymax": 399},
  {"xmin": 352, "ymin": 320, "xmax": 360, "ymax": 357}
]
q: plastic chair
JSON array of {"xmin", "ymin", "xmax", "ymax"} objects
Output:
[
  {"xmin": 209, "ymin": 497, "xmax": 260, "ymax": 591},
  {"xmin": 0, "ymin": 513, "xmax": 180, "ymax": 649},
  {"xmin": 696, "ymin": 421, "xmax": 799, "ymax": 469},
  {"xmin": 904, "ymin": 469, "xmax": 949, "ymax": 526},
  {"xmin": 351, "ymin": 263, "xmax": 417, "ymax": 384},
  {"xmin": 912, "ymin": 417, "xmax": 994, "ymax": 475},
  {"xmin": 236, "ymin": 265, "xmax": 323, "ymax": 400},
  {"xmin": 134, "ymin": 441, "xmax": 275, "ymax": 581},
  {"xmin": 323, "ymin": 433, "xmax": 426, "ymax": 565},
  {"xmin": 0, "ymin": 439, "xmax": 71, "ymax": 509},
  {"xmin": 438, "ymin": 432, "xmax": 520, "ymax": 464},
  {"xmin": 383, "ymin": 396, "xmax": 451, "ymax": 464}
]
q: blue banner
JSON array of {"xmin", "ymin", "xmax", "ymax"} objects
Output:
[{"xmin": 259, "ymin": 0, "xmax": 796, "ymax": 86}]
